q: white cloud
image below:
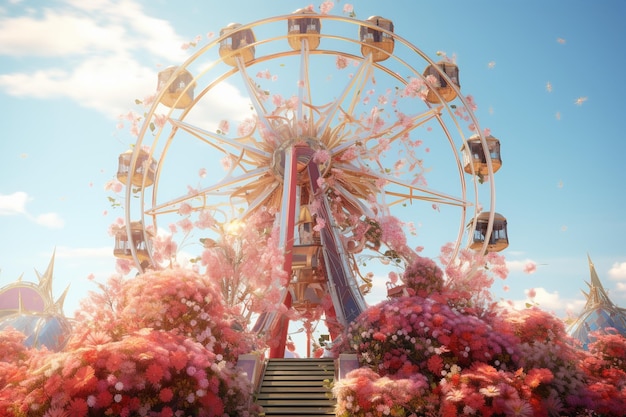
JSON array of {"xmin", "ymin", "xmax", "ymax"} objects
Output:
[
  {"xmin": 0, "ymin": 11, "xmax": 113, "ymax": 56},
  {"xmin": 0, "ymin": 2, "xmax": 186, "ymax": 58},
  {"xmin": 0, "ymin": 192, "xmax": 65, "ymax": 229},
  {"xmin": 506, "ymin": 258, "xmax": 537, "ymax": 272},
  {"xmin": 34, "ymin": 212, "xmax": 65, "ymax": 229},
  {"xmin": 608, "ymin": 261, "xmax": 626, "ymax": 281},
  {"xmin": 0, "ymin": 0, "xmax": 189, "ymax": 119},
  {"xmin": 0, "ymin": 191, "xmax": 29, "ymax": 215},
  {"xmin": 509, "ymin": 286, "xmax": 586, "ymax": 317}
]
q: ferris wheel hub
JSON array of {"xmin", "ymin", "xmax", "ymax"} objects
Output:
[{"xmin": 270, "ymin": 136, "xmax": 331, "ymax": 184}]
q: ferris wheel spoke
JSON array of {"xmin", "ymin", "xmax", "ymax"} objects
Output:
[
  {"xmin": 382, "ymin": 176, "xmax": 469, "ymax": 208},
  {"xmin": 330, "ymin": 106, "xmax": 443, "ymax": 157},
  {"xmin": 296, "ymin": 39, "xmax": 314, "ymax": 135},
  {"xmin": 146, "ymin": 166, "xmax": 270, "ymax": 217},
  {"xmin": 332, "ymin": 183, "xmax": 377, "ymax": 219},
  {"xmin": 333, "ymin": 162, "xmax": 468, "ymax": 208},
  {"xmin": 316, "ymin": 54, "xmax": 375, "ymax": 138},
  {"xmin": 235, "ymin": 57, "xmax": 276, "ymax": 134},
  {"xmin": 237, "ymin": 180, "xmax": 281, "ymax": 220},
  {"xmin": 169, "ymin": 118, "xmax": 270, "ymax": 161}
]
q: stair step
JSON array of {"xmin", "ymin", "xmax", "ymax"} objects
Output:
[
  {"xmin": 264, "ymin": 374, "xmax": 332, "ymax": 382},
  {"xmin": 265, "ymin": 364, "xmax": 334, "ymax": 370},
  {"xmin": 260, "ymin": 379, "xmax": 330, "ymax": 387},
  {"xmin": 257, "ymin": 392, "xmax": 331, "ymax": 400},
  {"xmin": 264, "ymin": 369, "xmax": 332, "ymax": 374},
  {"xmin": 256, "ymin": 359, "xmax": 336, "ymax": 417},
  {"xmin": 259, "ymin": 406, "xmax": 336, "ymax": 414},
  {"xmin": 258, "ymin": 399, "xmax": 334, "ymax": 406},
  {"xmin": 260, "ymin": 385, "xmax": 329, "ymax": 392},
  {"xmin": 265, "ymin": 411, "xmax": 335, "ymax": 417}
]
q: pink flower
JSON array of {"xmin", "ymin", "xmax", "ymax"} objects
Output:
[
  {"xmin": 217, "ymin": 119, "xmax": 229, "ymax": 134},
  {"xmin": 313, "ymin": 149, "xmax": 330, "ymax": 164},
  {"xmin": 221, "ymin": 155, "xmax": 233, "ymax": 170},
  {"xmin": 256, "ymin": 69, "xmax": 271, "ymax": 79},
  {"xmin": 178, "ymin": 202, "xmax": 192, "ymax": 215},
  {"xmin": 523, "ymin": 261, "xmax": 537, "ymax": 274},
  {"xmin": 272, "ymin": 94, "xmax": 284, "ymax": 108},
  {"xmin": 153, "ymin": 113, "xmax": 167, "ymax": 128},
  {"xmin": 313, "ymin": 218, "xmax": 326, "ymax": 232},
  {"xmin": 104, "ymin": 179, "xmax": 123, "ymax": 193},
  {"xmin": 320, "ymin": 0, "xmax": 334, "ymax": 14},
  {"xmin": 170, "ymin": 351, "xmax": 188, "ymax": 371},
  {"xmin": 343, "ymin": 4, "xmax": 354, "ymax": 14},
  {"xmin": 177, "ymin": 218, "xmax": 194, "ymax": 234},
  {"xmin": 336, "ymin": 55, "xmax": 348, "ymax": 69},
  {"xmin": 195, "ymin": 210, "xmax": 216, "ymax": 229},
  {"xmin": 503, "ymin": 398, "xmax": 534, "ymax": 417}
]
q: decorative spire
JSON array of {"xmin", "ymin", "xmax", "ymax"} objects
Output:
[
  {"xmin": 53, "ymin": 284, "xmax": 70, "ymax": 315},
  {"xmin": 35, "ymin": 248, "xmax": 56, "ymax": 307},
  {"xmin": 582, "ymin": 254, "xmax": 614, "ymax": 311},
  {"xmin": 569, "ymin": 254, "xmax": 626, "ymax": 349}
]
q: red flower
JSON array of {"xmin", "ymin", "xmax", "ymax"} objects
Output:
[
  {"xmin": 373, "ymin": 332, "xmax": 386, "ymax": 342},
  {"xmin": 67, "ymin": 397, "xmax": 89, "ymax": 417},
  {"xmin": 432, "ymin": 313, "xmax": 445, "ymax": 327},
  {"xmin": 159, "ymin": 387, "xmax": 174, "ymax": 402},
  {"xmin": 96, "ymin": 390, "xmax": 113, "ymax": 408},
  {"xmin": 145, "ymin": 363, "xmax": 165, "ymax": 385},
  {"xmin": 69, "ymin": 365, "xmax": 97, "ymax": 394},
  {"xmin": 427, "ymin": 355, "xmax": 444, "ymax": 375},
  {"xmin": 524, "ymin": 368, "xmax": 553, "ymax": 388},
  {"xmin": 160, "ymin": 406, "xmax": 174, "ymax": 417},
  {"xmin": 170, "ymin": 350, "xmax": 188, "ymax": 371}
]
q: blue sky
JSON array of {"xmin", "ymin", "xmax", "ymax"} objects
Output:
[{"xmin": 1, "ymin": 0, "xmax": 625, "ymax": 330}]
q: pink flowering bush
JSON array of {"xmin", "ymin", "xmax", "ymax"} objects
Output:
[
  {"xmin": 401, "ymin": 254, "xmax": 444, "ymax": 297},
  {"xmin": 0, "ymin": 268, "xmax": 261, "ymax": 416},
  {"xmin": 580, "ymin": 330, "xmax": 626, "ymax": 415},
  {"xmin": 0, "ymin": 328, "xmax": 36, "ymax": 406},
  {"xmin": 72, "ymin": 267, "xmax": 259, "ymax": 363},
  {"xmin": 196, "ymin": 210, "xmax": 289, "ymax": 320},
  {"xmin": 2, "ymin": 329, "xmax": 258, "ymax": 417},
  {"xmin": 333, "ymin": 253, "xmax": 626, "ymax": 416}
]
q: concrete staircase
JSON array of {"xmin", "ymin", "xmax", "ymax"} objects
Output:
[{"xmin": 256, "ymin": 358, "xmax": 336, "ymax": 417}]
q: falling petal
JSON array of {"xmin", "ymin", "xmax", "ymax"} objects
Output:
[
  {"xmin": 561, "ymin": 225, "xmax": 568, "ymax": 232},
  {"xmin": 488, "ymin": 61, "xmax": 496, "ymax": 69},
  {"xmin": 557, "ymin": 37, "xmax": 566, "ymax": 44},
  {"xmin": 557, "ymin": 180, "xmax": 563, "ymax": 188},
  {"xmin": 555, "ymin": 111, "xmax": 561, "ymax": 120},
  {"xmin": 546, "ymin": 82, "xmax": 552, "ymax": 92},
  {"xmin": 574, "ymin": 97, "xmax": 588, "ymax": 106}
]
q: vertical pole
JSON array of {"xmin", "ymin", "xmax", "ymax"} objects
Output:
[{"xmin": 269, "ymin": 145, "xmax": 299, "ymax": 358}]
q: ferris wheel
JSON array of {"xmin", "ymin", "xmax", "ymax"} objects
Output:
[{"xmin": 113, "ymin": 10, "xmax": 507, "ymax": 357}]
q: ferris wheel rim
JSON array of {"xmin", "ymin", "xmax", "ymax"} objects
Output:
[{"xmin": 121, "ymin": 11, "xmax": 498, "ymax": 273}]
